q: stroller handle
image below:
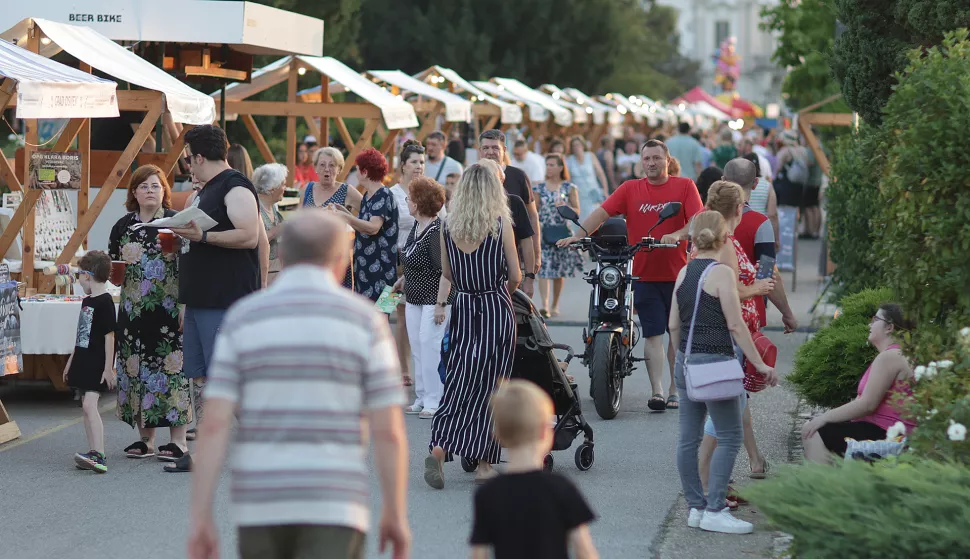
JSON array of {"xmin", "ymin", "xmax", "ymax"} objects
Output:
[{"xmin": 551, "ymin": 343, "xmax": 576, "ymax": 363}]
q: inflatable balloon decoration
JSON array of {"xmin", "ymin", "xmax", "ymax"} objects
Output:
[{"xmin": 714, "ymin": 37, "xmax": 740, "ymax": 93}]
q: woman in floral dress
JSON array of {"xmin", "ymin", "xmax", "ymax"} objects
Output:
[
  {"xmin": 534, "ymin": 154, "xmax": 583, "ymax": 317},
  {"xmin": 108, "ymin": 165, "xmax": 191, "ymax": 464}
]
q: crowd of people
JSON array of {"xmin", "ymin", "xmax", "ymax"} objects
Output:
[{"xmin": 55, "ymin": 118, "xmax": 915, "ymax": 559}]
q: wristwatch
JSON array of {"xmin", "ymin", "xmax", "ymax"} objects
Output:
[
  {"xmin": 524, "ymin": 272, "xmax": 536, "ymax": 279},
  {"xmin": 200, "ymin": 231, "xmax": 208, "ymax": 244}
]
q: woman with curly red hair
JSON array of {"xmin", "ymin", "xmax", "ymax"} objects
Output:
[{"xmin": 331, "ymin": 148, "xmax": 399, "ymax": 301}]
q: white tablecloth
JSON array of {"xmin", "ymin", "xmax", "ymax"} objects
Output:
[{"xmin": 20, "ymin": 299, "xmax": 118, "ymax": 355}]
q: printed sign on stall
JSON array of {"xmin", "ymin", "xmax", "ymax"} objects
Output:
[
  {"xmin": 28, "ymin": 151, "xmax": 82, "ymax": 190},
  {"xmin": 0, "ymin": 280, "xmax": 22, "ymax": 376}
]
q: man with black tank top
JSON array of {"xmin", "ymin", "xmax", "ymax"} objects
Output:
[{"xmin": 167, "ymin": 124, "xmax": 263, "ymax": 473}]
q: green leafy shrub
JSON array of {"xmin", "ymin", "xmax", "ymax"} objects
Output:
[
  {"xmin": 826, "ymin": 124, "xmax": 888, "ymax": 296},
  {"xmin": 789, "ymin": 287, "xmax": 891, "ymax": 408},
  {"xmin": 742, "ymin": 458, "xmax": 970, "ymax": 558},
  {"xmin": 875, "ymin": 29, "xmax": 970, "ymax": 364}
]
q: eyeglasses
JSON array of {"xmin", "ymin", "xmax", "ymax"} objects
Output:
[
  {"xmin": 78, "ymin": 270, "xmax": 94, "ymax": 277},
  {"xmin": 136, "ymin": 184, "xmax": 162, "ymax": 192},
  {"xmin": 871, "ymin": 315, "xmax": 893, "ymax": 326}
]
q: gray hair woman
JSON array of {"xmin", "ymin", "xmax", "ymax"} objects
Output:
[{"xmin": 253, "ymin": 163, "xmax": 287, "ymax": 283}]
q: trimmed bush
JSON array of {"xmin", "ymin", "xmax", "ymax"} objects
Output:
[
  {"xmin": 743, "ymin": 458, "xmax": 970, "ymax": 558},
  {"xmin": 788, "ymin": 287, "xmax": 891, "ymax": 408}
]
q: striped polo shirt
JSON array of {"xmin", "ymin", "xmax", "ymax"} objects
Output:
[{"xmin": 205, "ymin": 264, "xmax": 405, "ymax": 531}]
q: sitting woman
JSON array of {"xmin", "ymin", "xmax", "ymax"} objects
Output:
[{"xmin": 801, "ymin": 303, "xmax": 916, "ymax": 464}]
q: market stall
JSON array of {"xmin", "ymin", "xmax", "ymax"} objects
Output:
[
  {"xmin": 539, "ymin": 84, "xmax": 602, "ymax": 142},
  {"xmin": 598, "ymin": 93, "xmax": 646, "ymax": 131},
  {"xmin": 368, "ymin": 70, "xmax": 471, "ymax": 141},
  {"xmin": 414, "ymin": 66, "xmax": 523, "ymax": 134},
  {"xmin": 217, "ymin": 55, "xmax": 418, "ymax": 184},
  {"xmin": 491, "ymin": 78, "xmax": 575, "ymax": 146},
  {"xmin": 0, "ymin": 29, "xmax": 121, "ymax": 443},
  {"xmin": 472, "ymin": 80, "xmax": 549, "ymax": 131}
]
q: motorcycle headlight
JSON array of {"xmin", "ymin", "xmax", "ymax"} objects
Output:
[{"xmin": 599, "ymin": 266, "xmax": 622, "ymax": 289}]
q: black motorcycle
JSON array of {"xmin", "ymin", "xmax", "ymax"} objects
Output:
[{"xmin": 557, "ymin": 202, "xmax": 682, "ymax": 419}]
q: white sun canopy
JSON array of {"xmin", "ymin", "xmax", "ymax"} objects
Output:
[
  {"xmin": 0, "ymin": 38, "xmax": 118, "ymax": 119},
  {"xmin": 472, "ymin": 81, "xmax": 547, "ymax": 123},
  {"xmin": 370, "ymin": 70, "xmax": 471, "ymax": 123},
  {"xmin": 564, "ymin": 88, "xmax": 623, "ymax": 125},
  {"xmin": 691, "ymin": 101, "xmax": 732, "ymax": 121},
  {"xmin": 430, "ymin": 66, "xmax": 522, "ymax": 124},
  {"xmin": 492, "ymin": 78, "xmax": 572, "ymax": 127},
  {"xmin": 541, "ymin": 84, "xmax": 599, "ymax": 125},
  {"xmin": 6, "ymin": 19, "xmax": 216, "ymax": 124},
  {"xmin": 601, "ymin": 93, "xmax": 644, "ymax": 123}
]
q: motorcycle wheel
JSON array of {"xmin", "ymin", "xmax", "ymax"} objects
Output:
[{"xmin": 590, "ymin": 333, "xmax": 623, "ymax": 420}]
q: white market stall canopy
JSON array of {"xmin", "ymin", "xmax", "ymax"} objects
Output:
[
  {"xmin": 690, "ymin": 101, "xmax": 732, "ymax": 121},
  {"xmin": 601, "ymin": 93, "xmax": 644, "ymax": 123},
  {"xmin": 0, "ymin": 0, "xmax": 323, "ymax": 56},
  {"xmin": 538, "ymin": 84, "xmax": 592, "ymax": 125},
  {"xmin": 3, "ymin": 18, "xmax": 216, "ymax": 124},
  {"xmin": 492, "ymin": 78, "xmax": 572, "ymax": 127},
  {"xmin": 217, "ymin": 56, "xmax": 418, "ymax": 130},
  {"xmin": 0, "ymin": 38, "xmax": 118, "ymax": 119},
  {"xmin": 369, "ymin": 70, "xmax": 471, "ymax": 123},
  {"xmin": 427, "ymin": 66, "xmax": 522, "ymax": 124},
  {"xmin": 563, "ymin": 87, "xmax": 623, "ymax": 125},
  {"xmin": 472, "ymin": 81, "xmax": 548, "ymax": 123}
]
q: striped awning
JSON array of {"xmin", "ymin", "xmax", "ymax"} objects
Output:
[{"xmin": 0, "ymin": 37, "xmax": 118, "ymax": 119}]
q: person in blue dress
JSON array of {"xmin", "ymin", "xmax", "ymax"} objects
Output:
[{"xmin": 331, "ymin": 148, "xmax": 398, "ymax": 301}]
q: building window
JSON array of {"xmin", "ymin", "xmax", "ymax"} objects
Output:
[{"xmin": 715, "ymin": 21, "xmax": 730, "ymax": 46}]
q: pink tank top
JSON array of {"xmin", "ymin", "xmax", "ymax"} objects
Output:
[{"xmin": 854, "ymin": 344, "xmax": 917, "ymax": 431}]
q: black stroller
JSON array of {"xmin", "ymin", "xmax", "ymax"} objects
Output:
[{"xmin": 459, "ymin": 290, "xmax": 595, "ymax": 473}]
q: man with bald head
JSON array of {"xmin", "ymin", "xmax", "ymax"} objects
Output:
[
  {"xmin": 188, "ymin": 210, "xmax": 411, "ymax": 559},
  {"xmin": 723, "ymin": 158, "xmax": 797, "ymax": 334}
]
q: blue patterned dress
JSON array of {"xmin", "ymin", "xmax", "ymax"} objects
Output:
[
  {"xmin": 535, "ymin": 181, "xmax": 584, "ymax": 279},
  {"xmin": 354, "ymin": 187, "xmax": 399, "ymax": 301}
]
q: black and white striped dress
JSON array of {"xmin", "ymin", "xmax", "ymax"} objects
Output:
[{"xmin": 430, "ymin": 218, "xmax": 515, "ymax": 465}]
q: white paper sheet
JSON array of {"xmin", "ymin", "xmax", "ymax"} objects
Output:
[{"xmin": 130, "ymin": 206, "xmax": 218, "ymax": 232}]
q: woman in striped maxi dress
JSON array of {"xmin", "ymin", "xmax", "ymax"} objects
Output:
[{"xmin": 425, "ymin": 164, "xmax": 521, "ymax": 489}]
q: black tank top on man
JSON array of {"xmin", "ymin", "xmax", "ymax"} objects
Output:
[{"xmin": 178, "ymin": 169, "xmax": 260, "ymax": 309}]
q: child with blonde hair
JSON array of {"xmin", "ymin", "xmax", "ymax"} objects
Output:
[{"xmin": 470, "ymin": 380, "xmax": 599, "ymax": 559}]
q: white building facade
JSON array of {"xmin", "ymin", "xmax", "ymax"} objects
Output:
[{"xmin": 651, "ymin": 0, "xmax": 786, "ymax": 105}]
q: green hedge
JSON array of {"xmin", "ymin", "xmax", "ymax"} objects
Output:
[
  {"xmin": 743, "ymin": 458, "xmax": 970, "ymax": 558},
  {"xmin": 788, "ymin": 287, "xmax": 891, "ymax": 408}
]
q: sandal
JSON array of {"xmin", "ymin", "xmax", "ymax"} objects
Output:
[
  {"xmin": 402, "ymin": 376, "xmax": 414, "ymax": 387},
  {"xmin": 124, "ymin": 439, "xmax": 155, "ymax": 459},
  {"xmin": 666, "ymin": 394, "xmax": 680, "ymax": 410},
  {"xmin": 186, "ymin": 428, "xmax": 197, "ymax": 441},
  {"xmin": 157, "ymin": 443, "xmax": 186, "ymax": 463},
  {"xmin": 424, "ymin": 455, "xmax": 444, "ymax": 490},
  {"xmin": 163, "ymin": 454, "xmax": 193, "ymax": 473},
  {"xmin": 749, "ymin": 459, "xmax": 770, "ymax": 480},
  {"xmin": 551, "ymin": 308, "xmax": 560, "ymax": 317},
  {"xmin": 540, "ymin": 309, "xmax": 551, "ymax": 319},
  {"xmin": 647, "ymin": 394, "xmax": 667, "ymax": 412}
]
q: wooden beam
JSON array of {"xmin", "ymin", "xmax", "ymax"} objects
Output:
[
  {"xmin": 304, "ymin": 116, "xmax": 321, "ymax": 145},
  {"xmin": 54, "ymin": 99, "xmax": 164, "ymax": 269},
  {"xmin": 51, "ymin": 118, "xmax": 86, "ymax": 152},
  {"xmin": 22, "ymin": 25, "xmax": 39, "ymax": 289},
  {"xmin": 798, "ymin": 118, "xmax": 831, "ymax": 176},
  {"xmin": 414, "ymin": 104, "xmax": 444, "ymax": 142},
  {"xmin": 339, "ymin": 119, "xmax": 379, "ymax": 182},
  {"xmin": 286, "ymin": 62, "xmax": 298, "ymax": 188},
  {"xmin": 0, "ymin": 190, "xmax": 41, "ymax": 269},
  {"xmin": 334, "ymin": 117, "xmax": 355, "ymax": 151},
  {"xmin": 379, "ymin": 128, "xmax": 400, "ymax": 155},
  {"xmin": 800, "ymin": 112, "xmax": 854, "ymax": 127},
  {"xmin": 241, "ymin": 115, "xmax": 275, "ymax": 164},
  {"xmin": 321, "ymin": 74, "xmax": 330, "ymax": 146},
  {"xmin": 0, "ymin": 398, "xmax": 21, "ymax": 445},
  {"xmin": 161, "ymin": 124, "xmax": 192, "ymax": 176},
  {"xmin": 78, "ymin": 119, "xmax": 91, "ymax": 250},
  {"xmin": 484, "ymin": 115, "xmax": 499, "ymax": 130},
  {"xmin": 442, "ymin": 121, "xmax": 455, "ymax": 135},
  {"xmin": 224, "ymin": 100, "xmax": 383, "ymax": 121},
  {"xmin": 0, "ymin": 79, "xmax": 19, "ymax": 192},
  {"xmin": 798, "ymin": 93, "xmax": 843, "ymax": 115}
]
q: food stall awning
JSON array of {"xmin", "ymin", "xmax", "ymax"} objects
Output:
[
  {"xmin": 690, "ymin": 101, "xmax": 732, "ymax": 121},
  {"xmin": 0, "ymin": 0, "xmax": 324, "ymax": 56},
  {"xmin": 3, "ymin": 18, "xmax": 215, "ymax": 124},
  {"xmin": 0, "ymin": 37, "xmax": 118, "ymax": 119},
  {"xmin": 540, "ymin": 84, "xmax": 597, "ymax": 124},
  {"xmin": 428, "ymin": 66, "xmax": 521, "ymax": 124},
  {"xmin": 369, "ymin": 70, "xmax": 472, "ymax": 123},
  {"xmin": 563, "ymin": 87, "xmax": 623, "ymax": 125},
  {"xmin": 672, "ymin": 87, "xmax": 737, "ymax": 118},
  {"xmin": 472, "ymin": 81, "xmax": 546, "ymax": 123},
  {"xmin": 600, "ymin": 93, "xmax": 644, "ymax": 123},
  {"xmin": 492, "ymin": 78, "xmax": 572, "ymax": 127}
]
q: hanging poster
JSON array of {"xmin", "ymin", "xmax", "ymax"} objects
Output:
[
  {"xmin": 0, "ymin": 280, "xmax": 22, "ymax": 376},
  {"xmin": 28, "ymin": 151, "xmax": 82, "ymax": 190}
]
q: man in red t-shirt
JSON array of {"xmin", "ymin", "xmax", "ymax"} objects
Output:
[{"xmin": 559, "ymin": 139, "xmax": 703, "ymax": 411}]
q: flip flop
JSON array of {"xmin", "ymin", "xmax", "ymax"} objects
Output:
[
  {"xmin": 157, "ymin": 443, "xmax": 186, "ymax": 463},
  {"xmin": 424, "ymin": 455, "xmax": 444, "ymax": 490},
  {"xmin": 402, "ymin": 376, "xmax": 414, "ymax": 387},
  {"xmin": 749, "ymin": 459, "xmax": 770, "ymax": 479},
  {"xmin": 540, "ymin": 309, "xmax": 551, "ymax": 318},
  {"xmin": 163, "ymin": 454, "xmax": 192, "ymax": 473},
  {"xmin": 186, "ymin": 428, "xmax": 197, "ymax": 441},
  {"xmin": 124, "ymin": 440, "xmax": 156, "ymax": 459},
  {"xmin": 647, "ymin": 394, "xmax": 667, "ymax": 412},
  {"xmin": 666, "ymin": 394, "xmax": 680, "ymax": 410}
]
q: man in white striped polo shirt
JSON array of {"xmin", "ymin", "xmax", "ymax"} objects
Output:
[{"xmin": 187, "ymin": 211, "xmax": 410, "ymax": 559}]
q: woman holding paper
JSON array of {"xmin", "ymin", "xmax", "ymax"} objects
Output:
[{"xmin": 108, "ymin": 164, "xmax": 192, "ymax": 463}]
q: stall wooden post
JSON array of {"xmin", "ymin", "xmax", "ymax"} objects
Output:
[
  {"xmin": 339, "ymin": 119, "xmax": 379, "ymax": 182},
  {"xmin": 78, "ymin": 119, "xmax": 90, "ymax": 251},
  {"xmin": 285, "ymin": 62, "xmax": 299, "ymax": 187},
  {"xmin": 320, "ymin": 75, "xmax": 330, "ymax": 145},
  {"xmin": 241, "ymin": 115, "xmax": 275, "ymax": 163},
  {"xmin": 0, "ymin": 398, "xmax": 20, "ymax": 445},
  {"xmin": 21, "ymin": 26, "xmax": 40, "ymax": 291}
]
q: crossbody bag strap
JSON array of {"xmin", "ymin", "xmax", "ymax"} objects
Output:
[
  {"xmin": 434, "ymin": 157, "xmax": 450, "ymax": 182},
  {"xmin": 684, "ymin": 261, "xmax": 719, "ymax": 364}
]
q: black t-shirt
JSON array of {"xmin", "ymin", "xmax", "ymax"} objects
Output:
[
  {"xmin": 67, "ymin": 292, "xmax": 117, "ymax": 392},
  {"xmin": 178, "ymin": 169, "xmax": 260, "ymax": 309},
  {"xmin": 470, "ymin": 471, "xmax": 595, "ymax": 559},
  {"xmin": 504, "ymin": 165, "xmax": 533, "ymax": 205},
  {"xmin": 508, "ymin": 194, "xmax": 534, "ymax": 245}
]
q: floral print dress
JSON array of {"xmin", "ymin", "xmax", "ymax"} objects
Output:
[
  {"xmin": 534, "ymin": 181, "xmax": 584, "ymax": 279},
  {"xmin": 354, "ymin": 187, "xmax": 399, "ymax": 301},
  {"xmin": 109, "ymin": 209, "xmax": 192, "ymax": 428}
]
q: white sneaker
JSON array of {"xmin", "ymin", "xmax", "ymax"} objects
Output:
[
  {"xmin": 699, "ymin": 509, "xmax": 753, "ymax": 534},
  {"xmin": 688, "ymin": 507, "xmax": 728, "ymax": 528},
  {"xmin": 405, "ymin": 404, "xmax": 423, "ymax": 415},
  {"xmin": 419, "ymin": 408, "xmax": 437, "ymax": 419}
]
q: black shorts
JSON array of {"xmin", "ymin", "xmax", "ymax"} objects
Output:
[
  {"xmin": 817, "ymin": 420, "xmax": 887, "ymax": 456},
  {"xmin": 774, "ymin": 180, "xmax": 804, "ymax": 207},
  {"xmin": 633, "ymin": 281, "xmax": 675, "ymax": 337},
  {"xmin": 801, "ymin": 185, "xmax": 821, "ymax": 208}
]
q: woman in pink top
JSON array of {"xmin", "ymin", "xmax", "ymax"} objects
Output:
[{"xmin": 801, "ymin": 303, "xmax": 916, "ymax": 463}]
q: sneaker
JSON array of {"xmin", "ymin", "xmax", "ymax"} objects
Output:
[
  {"xmin": 419, "ymin": 408, "xmax": 437, "ymax": 419},
  {"xmin": 700, "ymin": 509, "xmax": 753, "ymax": 534},
  {"xmin": 74, "ymin": 451, "xmax": 107, "ymax": 473},
  {"xmin": 405, "ymin": 404, "xmax": 423, "ymax": 415},
  {"xmin": 688, "ymin": 507, "xmax": 728, "ymax": 528}
]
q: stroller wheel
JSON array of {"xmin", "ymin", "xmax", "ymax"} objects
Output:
[
  {"xmin": 575, "ymin": 443, "xmax": 594, "ymax": 471},
  {"xmin": 543, "ymin": 453, "xmax": 554, "ymax": 473},
  {"xmin": 460, "ymin": 457, "xmax": 479, "ymax": 472}
]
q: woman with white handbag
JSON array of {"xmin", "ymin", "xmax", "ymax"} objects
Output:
[{"xmin": 668, "ymin": 210, "xmax": 778, "ymax": 535}]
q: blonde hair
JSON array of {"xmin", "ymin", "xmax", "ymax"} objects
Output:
[
  {"xmin": 447, "ymin": 163, "xmax": 511, "ymax": 243},
  {"xmin": 667, "ymin": 156, "xmax": 681, "ymax": 177},
  {"xmin": 705, "ymin": 180, "xmax": 745, "ymax": 220},
  {"xmin": 313, "ymin": 146, "xmax": 345, "ymax": 170},
  {"xmin": 491, "ymin": 380, "xmax": 553, "ymax": 448},
  {"xmin": 692, "ymin": 211, "xmax": 727, "ymax": 252}
]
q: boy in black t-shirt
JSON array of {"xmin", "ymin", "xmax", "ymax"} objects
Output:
[
  {"xmin": 470, "ymin": 380, "xmax": 599, "ymax": 559},
  {"xmin": 64, "ymin": 251, "xmax": 117, "ymax": 473}
]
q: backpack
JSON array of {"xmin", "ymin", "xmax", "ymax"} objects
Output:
[{"xmin": 786, "ymin": 152, "xmax": 809, "ymax": 185}]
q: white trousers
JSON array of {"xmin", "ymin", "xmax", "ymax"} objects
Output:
[{"xmin": 405, "ymin": 303, "xmax": 449, "ymax": 410}]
